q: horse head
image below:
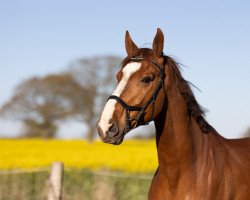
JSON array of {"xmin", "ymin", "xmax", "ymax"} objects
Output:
[{"xmin": 97, "ymin": 28, "xmax": 167, "ymax": 144}]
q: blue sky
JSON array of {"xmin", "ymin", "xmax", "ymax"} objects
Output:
[{"xmin": 0, "ymin": 0, "xmax": 250, "ymax": 138}]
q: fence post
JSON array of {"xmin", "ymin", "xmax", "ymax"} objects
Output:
[{"xmin": 47, "ymin": 162, "xmax": 64, "ymax": 200}]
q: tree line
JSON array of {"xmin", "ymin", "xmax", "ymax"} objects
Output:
[
  {"xmin": 0, "ymin": 56, "xmax": 121, "ymax": 140},
  {"xmin": 1, "ymin": 55, "xmax": 249, "ymax": 140}
]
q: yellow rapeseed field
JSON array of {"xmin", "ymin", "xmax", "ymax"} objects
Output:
[{"xmin": 0, "ymin": 139, "xmax": 158, "ymax": 173}]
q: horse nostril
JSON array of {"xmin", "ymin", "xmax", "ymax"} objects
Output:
[{"xmin": 107, "ymin": 122, "xmax": 118, "ymax": 137}]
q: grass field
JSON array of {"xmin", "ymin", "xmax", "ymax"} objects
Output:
[
  {"xmin": 0, "ymin": 169, "xmax": 153, "ymax": 200},
  {"xmin": 0, "ymin": 139, "xmax": 158, "ymax": 172}
]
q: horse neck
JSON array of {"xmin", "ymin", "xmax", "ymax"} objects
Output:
[{"xmin": 154, "ymin": 81, "xmax": 204, "ymax": 180}]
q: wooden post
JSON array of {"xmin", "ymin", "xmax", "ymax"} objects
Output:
[{"xmin": 47, "ymin": 162, "xmax": 64, "ymax": 200}]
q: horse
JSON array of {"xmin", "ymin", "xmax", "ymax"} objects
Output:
[{"xmin": 97, "ymin": 28, "xmax": 250, "ymax": 200}]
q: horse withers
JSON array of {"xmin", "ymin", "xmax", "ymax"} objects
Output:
[{"xmin": 97, "ymin": 28, "xmax": 250, "ymax": 200}]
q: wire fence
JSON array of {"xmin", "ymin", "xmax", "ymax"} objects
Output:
[
  {"xmin": 0, "ymin": 168, "xmax": 50, "ymax": 175},
  {"xmin": 0, "ymin": 167, "xmax": 153, "ymax": 180},
  {"xmin": 0, "ymin": 163, "xmax": 153, "ymax": 200}
]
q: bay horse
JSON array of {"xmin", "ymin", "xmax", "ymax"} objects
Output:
[{"xmin": 97, "ymin": 28, "xmax": 250, "ymax": 199}]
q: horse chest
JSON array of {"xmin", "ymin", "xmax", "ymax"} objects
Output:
[{"xmin": 148, "ymin": 171, "xmax": 196, "ymax": 200}]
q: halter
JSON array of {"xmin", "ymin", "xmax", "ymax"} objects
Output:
[{"xmin": 107, "ymin": 56, "xmax": 166, "ymax": 133}]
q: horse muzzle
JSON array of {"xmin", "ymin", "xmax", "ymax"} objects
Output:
[{"xmin": 97, "ymin": 121, "xmax": 125, "ymax": 145}]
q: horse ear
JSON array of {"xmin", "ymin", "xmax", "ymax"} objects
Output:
[
  {"xmin": 153, "ymin": 28, "xmax": 164, "ymax": 58},
  {"xmin": 125, "ymin": 31, "xmax": 139, "ymax": 56}
]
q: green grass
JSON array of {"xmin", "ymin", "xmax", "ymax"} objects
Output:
[
  {"xmin": 0, "ymin": 169, "xmax": 152, "ymax": 200},
  {"xmin": 0, "ymin": 171, "xmax": 48, "ymax": 200}
]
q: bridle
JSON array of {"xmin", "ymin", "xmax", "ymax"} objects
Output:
[{"xmin": 107, "ymin": 56, "xmax": 166, "ymax": 133}]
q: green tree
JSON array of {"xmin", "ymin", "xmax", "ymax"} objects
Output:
[
  {"xmin": 0, "ymin": 73, "xmax": 86, "ymax": 138},
  {"xmin": 69, "ymin": 55, "xmax": 121, "ymax": 140}
]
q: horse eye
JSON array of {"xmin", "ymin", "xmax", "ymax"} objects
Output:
[{"xmin": 141, "ymin": 76, "xmax": 153, "ymax": 84}]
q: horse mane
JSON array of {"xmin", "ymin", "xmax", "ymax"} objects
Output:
[
  {"xmin": 165, "ymin": 56, "xmax": 215, "ymax": 133},
  {"xmin": 121, "ymin": 48, "xmax": 215, "ymax": 133}
]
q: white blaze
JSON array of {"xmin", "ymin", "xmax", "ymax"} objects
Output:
[{"xmin": 98, "ymin": 62, "xmax": 142, "ymax": 135}]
